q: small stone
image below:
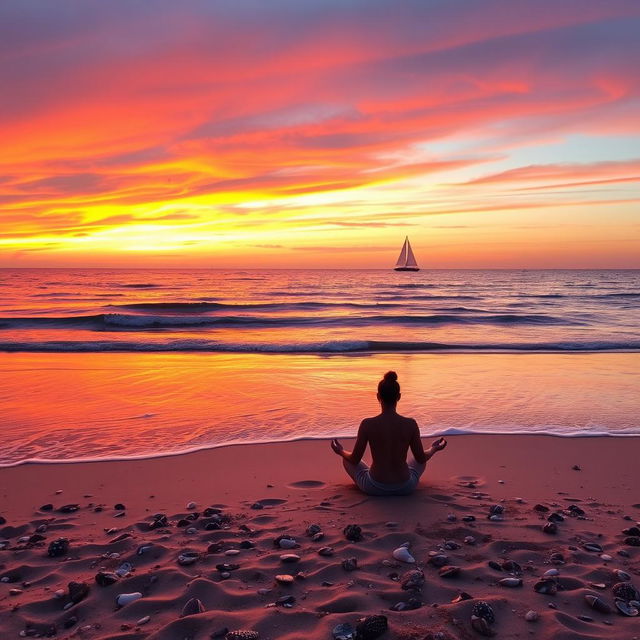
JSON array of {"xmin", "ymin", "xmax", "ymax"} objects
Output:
[
  {"xmin": 355, "ymin": 615, "xmax": 387, "ymax": 640},
  {"xmin": 275, "ymin": 594, "xmax": 295, "ymax": 607},
  {"xmin": 67, "ymin": 581, "xmax": 89, "ymax": 604},
  {"xmin": 342, "ymin": 557, "xmax": 358, "ymax": 571},
  {"xmin": 95, "ymin": 571, "xmax": 119, "ymax": 586},
  {"xmin": 525, "ymin": 610, "xmax": 538, "ymax": 622},
  {"xmin": 114, "ymin": 503, "xmax": 126, "ymax": 510},
  {"xmin": 332, "ymin": 622, "xmax": 355, "ymax": 640},
  {"xmin": 225, "ymin": 549, "xmax": 240, "ymax": 556},
  {"xmin": 318, "ymin": 546, "xmax": 334, "ymax": 556},
  {"xmin": 136, "ymin": 615, "xmax": 150, "ymax": 625},
  {"xmin": 583, "ymin": 543, "xmax": 603, "ymax": 553},
  {"xmin": 47, "ymin": 538, "xmax": 69, "ymax": 557},
  {"xmin": 306, "ymin": 524, "xmax": 321, "ymax": 536},
  {"xmin": 275, "ymin": 574, "xmax": 294, "ymax": 585},
  {"xmin": 439, "ymin": 565, "xmax": 460, "ymax": 578},
  {"xmin": 9, "ymin": 588, "xmax": 22, "ymax": 596},
  {"xmin": 116, "ymin": 592, "xmax": 143, "ymax": 607},
  {"xmin": 279, "ymin": 553, "xmax": 300, "ymax": 563},
  {"xmin": 187, "ymin": 501, "xmax": 197, "ymax": 509},
  {"xmin": 178, "ymin": 551, "xmax": 200, "ymax": 566},
  {"xmin": 498, "ymin": 577, "xmax": 522, "ymax": 587},
  {"xmin": 343, "ymin": 524, "xmax": 362, "ymax": 542},
  {"xmin": 226, "ymin": 632, "xmax": 259, "ymax": 640},
  {"xmin": 543, "ymin": 522, "xmax": 557, "ymax": 535}
]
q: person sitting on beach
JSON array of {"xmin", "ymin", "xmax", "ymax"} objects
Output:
[{"xmin": 330, "ymin": 371, "xmax": 447, "ymax": 496}]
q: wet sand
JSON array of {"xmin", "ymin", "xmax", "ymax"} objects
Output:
[{"xmin": 1, "ymin": 434, "xmax": 639, "ymax": 639}]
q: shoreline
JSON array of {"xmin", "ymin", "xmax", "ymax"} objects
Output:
[
  {"xmin": 2, "ymin": 430, "xmax": 640, "ymax": 470},
  {"xmin": 2, "ymin": 435, "xmax": 640, "ymax": 639}
]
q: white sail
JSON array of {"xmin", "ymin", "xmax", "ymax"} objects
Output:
[
  {"xmin": 405, "ymin": 239, "xmax": 418, "ymax": 268},
  {"xmin": 395, "ymin": 237, "xmax": 408, "ymax": 268}
]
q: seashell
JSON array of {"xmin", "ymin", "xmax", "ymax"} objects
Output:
[
  {"xmin": 585, "ymin": 594, "xmax": 613, "ymax": 613},
  {"xmin": 615, "ymin": 599, "xmax": 639, "ymax": 616},
  {"xmin": 429, "ymin": 554, "xmax": 450, "ymax": 568},
  {"xmin": 178, "ymin": 551, "xmax": 200, "ymax": 566},
  {"xmin": 226, "ymin": 632, "xmax": 259, "ymax": 640},
  {"xmin": 306, "ymin": 524, "xmax": 322, "ymax": 536},
  {"xmin": 332, "ymin": 623, "xmax": 355, "ymax": 640},
  {"xmin": 318, "ymin": 546, "xmax": 334, "ymax": 557},
  {"xmin": 95, "ymin": 571, "xmax": 118, "ymax": 587},
  {"xmin": 612, "ymin": 582, "xmax": 640, "ymax": 601},
  {"xmin": 392, "ymin": 547, "xmax": 415, "ymax": 563},
  {"xmin": 542, "ymin": 522, "xmax": 557, "ymax": 535},
  {"xmin": 614, "ymin": 569, "xmax": 632, "ymax": 582},
  {"xmin": 439, "ymin": 565, "xmax": 461, "ymax": 578},
  {"xmin": 116, "ymin": 592, "xmax": 142, "ymax": 607},
  {"xmin": 502, "ymin": 560, "xmax": 522, "ymax": 574},
  {"xmin": 499, "ymin": 577, "xmax": 522, "ymax": 588},
  {"xmin": 534, "ymin": 579, "xmax": 557, "ymax": 595},
  {"xmin": 278, "ymin": 538, "xmax": 298, "ymax": 549},
  {"xmin": 524, "ymin": 610, "xmax": 538, "ymax": 622},
  {"xmin": 275, "ymin": 574, "xmax": 294, "ymax": 585},
  {"xmin": 472, "ymin": 601, "xmax": 495, "ymax": 624},
  {"xmin": 355, "ymin": 614, "xmax": 388, "ymax": 640},
  {"xmin": 47, "ymin": 538, "xmax": 69, "ymax": 557},
  {"xmin": 342, "ymin": 557, "xmax": 358, "ymax": 571},
  {"xmin": 543, "ymin": 569, "xmax": 559, "ymax": 578},
  {"xmin": 343, "ymin": 524, "xmax": 362, "ymax": 542},
  {"xmin": 401, "ymin": 569, "xmax": 425, "ymax": 591},
  {"xmin": 136, "ymin": 615, "xmax": 150, "ymax": 625},
  {"xmin": 279, "ymin": 553, "xmax": 300, "ymax": 563},
  {"xmin": 451, "ymin": 591, "xmax": 473, "ymax": 603},
  {"xmin": 583, "ymin": 543, "xmax": 603, "ymax": 553},
  {"xmin": 181, "ymin": 597, "xmax": 205, "ymax": 617}
]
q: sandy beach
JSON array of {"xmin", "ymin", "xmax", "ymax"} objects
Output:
[{"xmin": 1, "ymin": 434, "xmax": 639, "ymax": 640}]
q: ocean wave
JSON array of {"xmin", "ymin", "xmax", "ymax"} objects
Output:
[
  {"xmin": 1, "ymin": 338, "xmax": 638, "ymax": 353},
  {"xmin": 0, "ymin": 311, "xmax": 578, "ymax": 330},
  {"xmin": 111, "ymin": 300, "xmax": 403, "ymax": 312}
]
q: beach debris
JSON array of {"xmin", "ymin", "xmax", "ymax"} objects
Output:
[
  {"xmin": 534, "ymin": 579, "xmax": 558, "ymax": 595},
  {"xmin": 525, "ymin": 610, "xmax": 539, "ymax": 622},
  {"xmin": 342, "ymin": 557, "xmax": 358, "ymax": 571},
  {"xmin": 275, "ymin": 574, "xmax": 294, "ymax": 585},
  {"xmin": 95, "ymin": 571, "xmax": 119, "ymax": 587},
  {"xmin": 178, "ymin": 551, "xmax": 200, "ymax": 566},
  {"xmin": 275, "ymin": 595, "xmax": 296, "ymax": 607},
  {"xmin": 355, "ymin": 615, "xmax": 388, "ymax": 640},
  {"xmin": 390, "ymin": 596, "xmax": 422, "ymax": 611},
  {"xmin": 332, "ymin": 622, "xmax": 356, "ymax": 640},
  {"xmin": 429, "ymin": 554, "xmax": 450, "ymax": 568},
  {"xmin": 612, "ymin": 582, "xmax": 640, "ymax": 601},
  {"xmin": 116, "ymin": 592, "xmax": 142, "ymax": 607},
  {"xmin": 585, "ymin": 594, "xmax": 613, "ymax": 613},
  {"xmin": 392, "ymin": 544, "xmax": 415, "ymax": 564},
  {"xmin": 181, "ymin": 597, "xmax": 205, "ymax": 617},
  {"xmin": 149, "ymin": 514, "xmax": 168, "ymax": 529},
  {"xmin": 58, "ymin": 504, "xmax": 79, "ymax": 513},
  {"xmin": 67, "ymin": 581, "xmax": 89, "ymax": 605},
  {"xmin": 451, "ymin": 591, "xmax": 473, "ymax": 603},
  {"xmin": 226, "ymin": 631, "xmax": 259, "ymax": 640},
  {"xmin": 47, "ymin": 538, "xmax": 69, "ymax": 557},
  {"xmin": 439, "ymin": 565, "xmax": 461, "ymax": 578},
  {"xmin": 280, "ymin": 553, "xmax": 300, "ymax": 563},
  {"xmin": 615, "ymin": 599, "xmax": 639, "ymax": 616},
  {"xmin": 343, "ymin": 524, "xmax": 363, "ymax": 542},
  {"xmin": 542, "ymin": 523, "xmax": 558, "ymax": 535},
  {"xmin": 306, "ymin": 524, "xmax": 322, "ymax": 536},
  {"xmin": 498, "ymin": 577, "xmax": 522, "ymax": 588},
  {"xmin": 583, "ymin": 543, "xmax": 603, "ymax": 553},
  {"xmin": 318, "ymin": 546, "xmax": 334, "ymax": 557},
  {"xmin": 471, "ymin": 601, "xmax": 496, "ymax": 636},
  {"xmin": 401, "ymin": 569, "xmax": 425, "ymax": 591},
  {"xmin": 274, "ymin": 535, "xmax": 298, "ymax": 549},
  {"xmin": 614, "ymin": 569, "xmax": 632, "ymax": 582}
]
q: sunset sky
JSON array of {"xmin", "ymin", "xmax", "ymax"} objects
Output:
[{"xmin": 1, "ymin": 0, "xmax": 639, "ymax": 268}]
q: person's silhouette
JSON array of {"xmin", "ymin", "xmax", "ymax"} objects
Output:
[{"xmin": 331, "ymin": 371, "xmax": 447, "ymax": 495}]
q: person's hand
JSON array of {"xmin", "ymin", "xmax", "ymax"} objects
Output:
[
  {"xmin": 331, "ymin": 438, "xmax": 344, "ymax": 456},
  {"xmin": 432, "ymin": 437, "xmax": 447, "ymax": 451}
]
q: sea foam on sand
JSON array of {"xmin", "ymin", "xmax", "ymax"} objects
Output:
[{"xmin": 0, "ymin": 435, "xmax": 639, "ymax": 640}]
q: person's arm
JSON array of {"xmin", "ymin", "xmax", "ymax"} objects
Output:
[
  {"xmin": 409, "ymin": 421, "xmax": 427, "ymax": 464},
  {"xmin": 331, "ymin": 421, "xmax": 368, "ymax": 464}
]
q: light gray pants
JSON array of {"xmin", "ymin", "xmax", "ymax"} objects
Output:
[{"xmin": 342, "ymin": 458, "xmax": 426, "ymax": 496}]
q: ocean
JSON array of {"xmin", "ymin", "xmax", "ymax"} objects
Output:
[{"xmin": 1, "ymin": 268, "xmax": 638, "ymax": 465}]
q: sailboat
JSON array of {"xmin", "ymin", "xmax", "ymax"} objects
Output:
[{"xmin": 394, "ymin": 236, "xmax": 420, "ymax": 271}]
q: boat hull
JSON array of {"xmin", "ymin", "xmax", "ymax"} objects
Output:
[{"xmin": 394, "ymin": 267, "xmax": 420, "ymax": 271}]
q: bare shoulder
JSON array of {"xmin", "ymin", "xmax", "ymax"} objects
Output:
[{"xmin": 399, "ymin": 415, "xmax": 419, "ymax": 430}]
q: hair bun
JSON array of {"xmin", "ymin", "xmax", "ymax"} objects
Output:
[{"xmin": 383, "ymin": 371, "xmax": 398, "ymax": 382}]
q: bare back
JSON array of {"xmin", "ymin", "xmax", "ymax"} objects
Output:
[{"xmin": 360, "ymin": 411, "xmax": 424, "ymax": 484}]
